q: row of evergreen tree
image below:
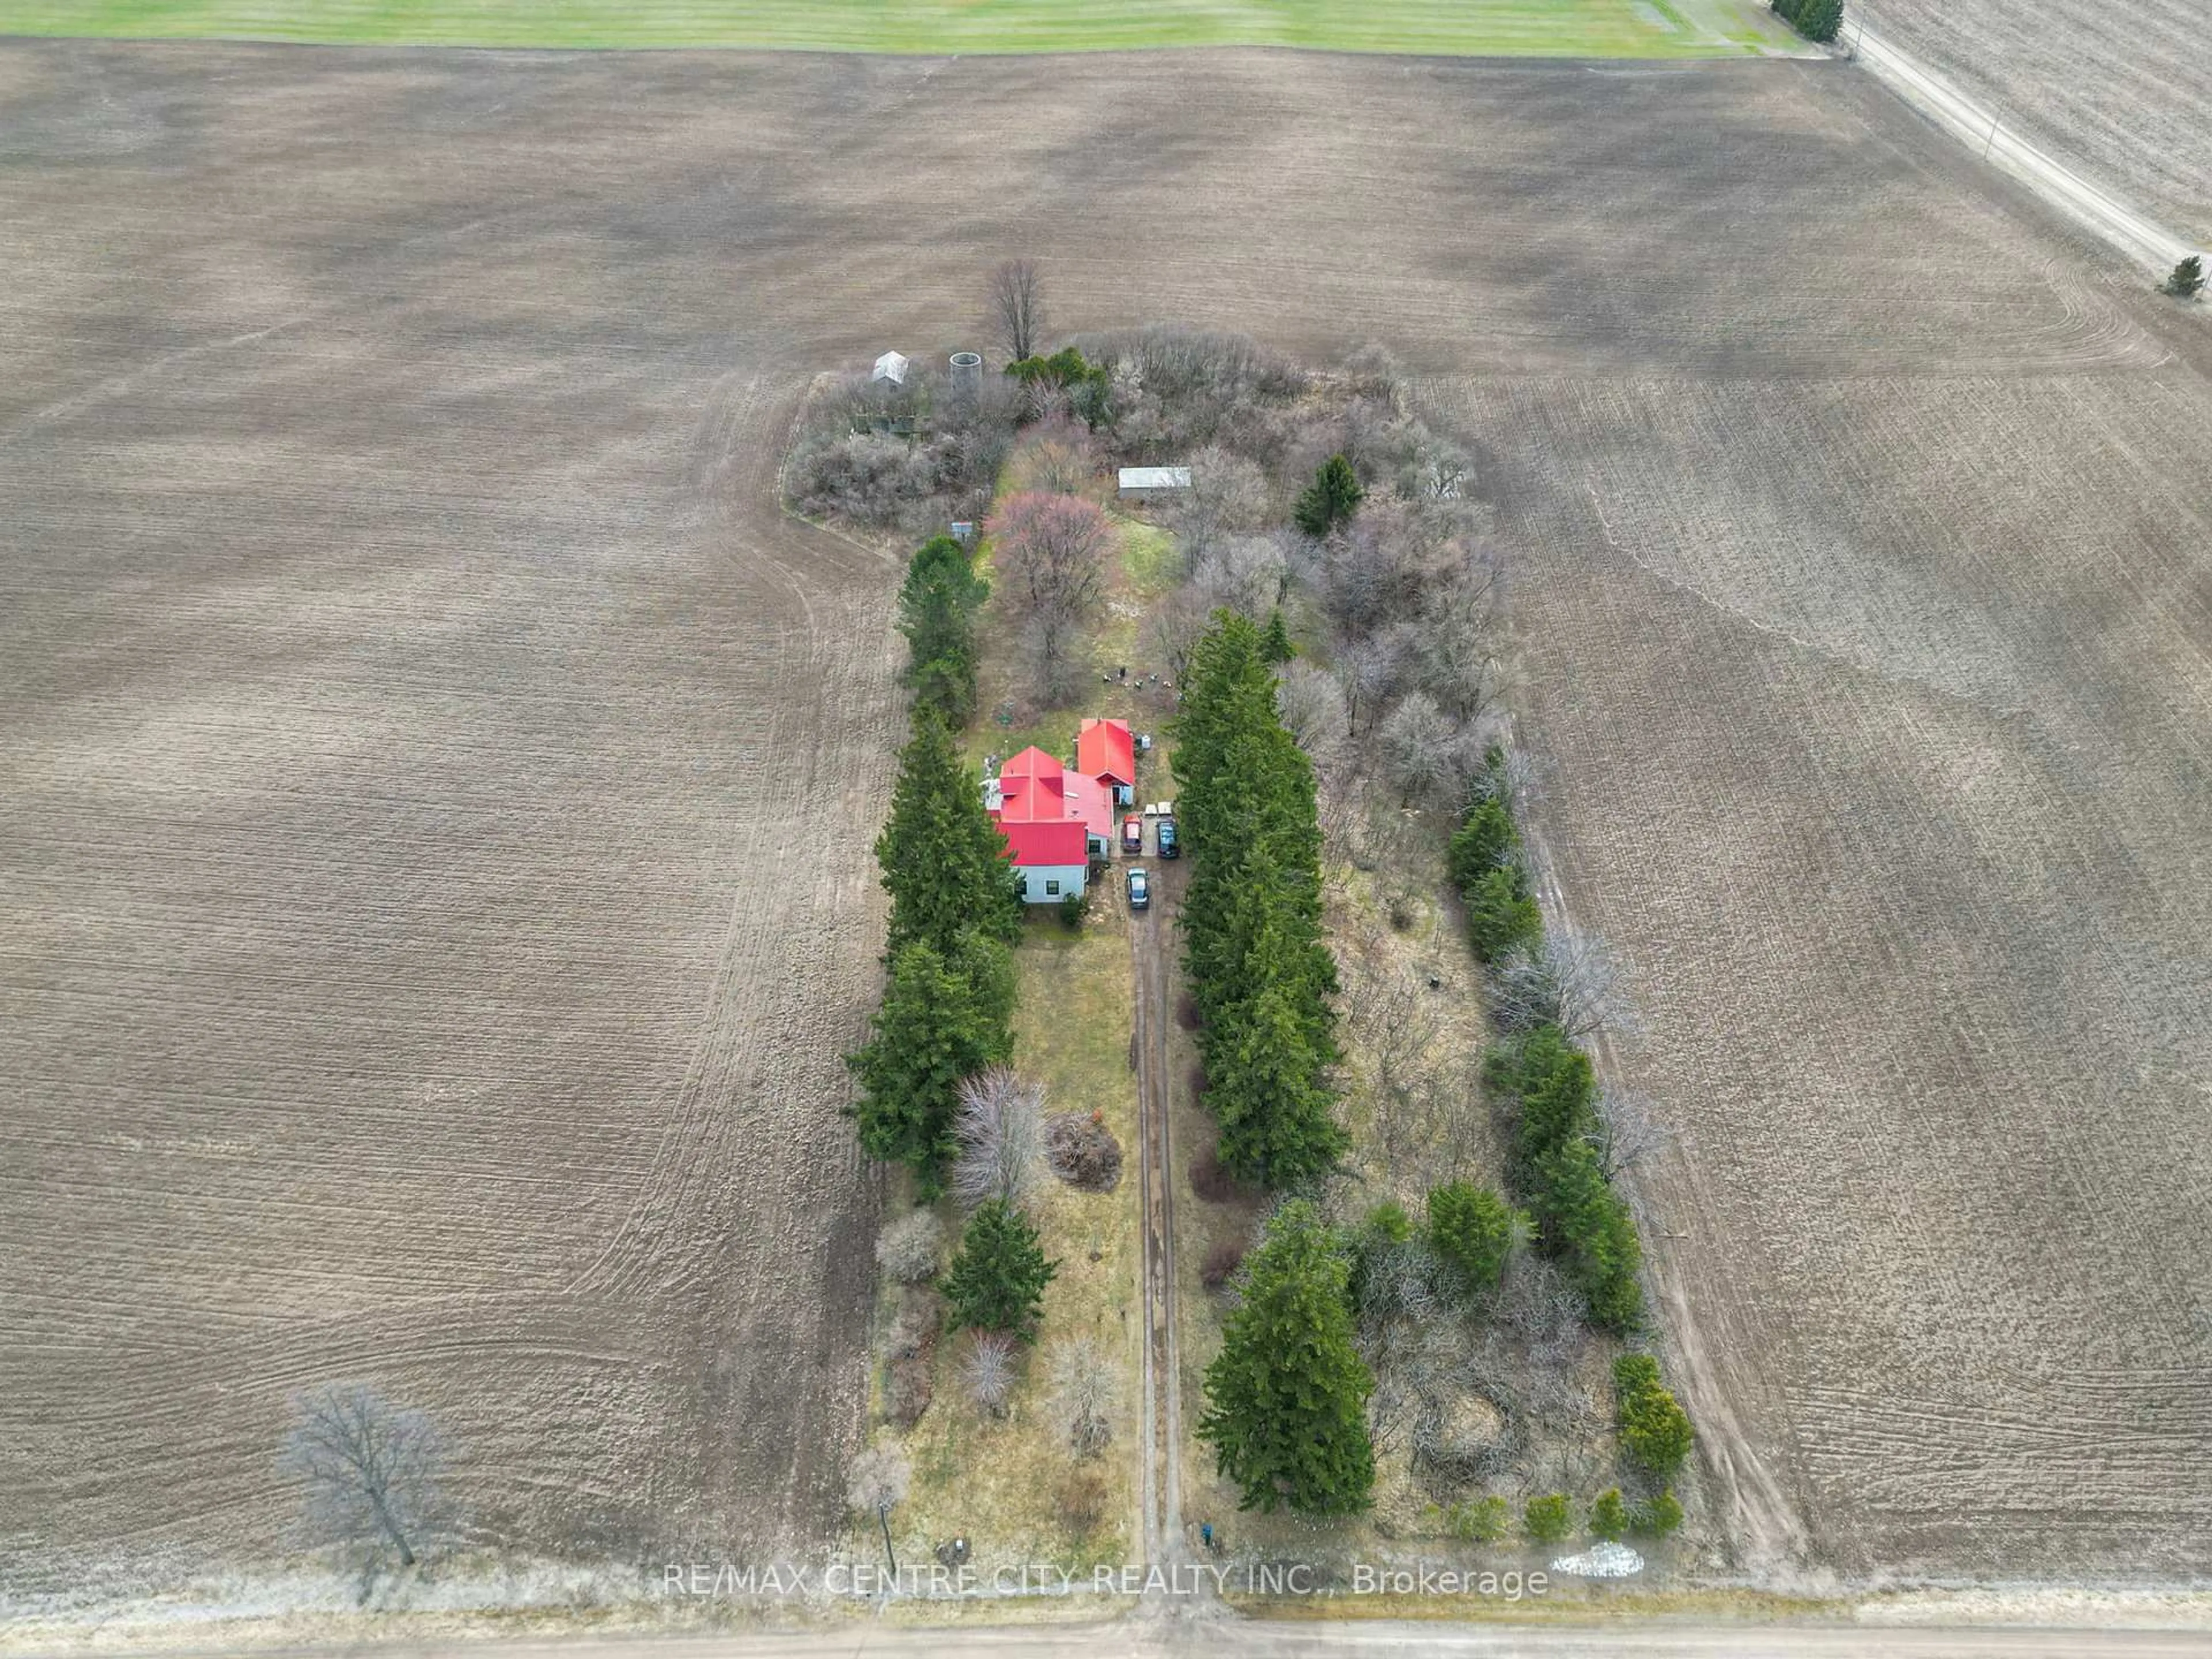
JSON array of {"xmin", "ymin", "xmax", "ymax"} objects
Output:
[
  {"xmin": 1171, "ymin": 611, "xmax": 1348, "ymax": 1187},
  {"xmin": 846, "ymin": 536, "xmax": 1022, "ymax": 1197},
  {"xmin": 1449, "ymin": 763, "xmax": 1645, "ymax": 1332},
  {"xmin": 1175, "ymin": 611, "xmax": 1378, "ymax": 1516},
  {"xmin": 1772, "ymin": 0, "xmax": 1843, "ymax": 44}
]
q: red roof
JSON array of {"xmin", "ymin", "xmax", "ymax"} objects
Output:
[
  {"xmin": 993, "ymin": 745, "xmax": 1107, "ymax": 866},
  {"xmin": 997, "ymin": 747, "xmax": 1067, "ymax": 824},
  {"xmin": 998, "ymin": 818, "xmax": 1088, "ymax": 868},
  {"xmin": 1077, "ymin": 718, "xmax": 1135, "ymax": 788}
]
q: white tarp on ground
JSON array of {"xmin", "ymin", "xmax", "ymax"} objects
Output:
[
  {"xmin": 1549, "ymin": 1541, "xmax": 1643, "ymax": 1578},
  {"xmin": 1118, "ymin": 466, "xmax": 1191, "ymax": 492}
]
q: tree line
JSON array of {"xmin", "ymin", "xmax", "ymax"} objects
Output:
[
  {"xmin": 1172, "ymin": 609, "xmax": 1348, "ymax": 1188},
  {"xmin": 847, "ymin": 533, "xmax": 1059, "ymax": 1353},
  {"xmin": 1772, "ymin": 0, "xmax": 1842, "ymax": 43}
]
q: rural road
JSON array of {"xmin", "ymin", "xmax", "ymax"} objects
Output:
[
  {"xmin": 1129, "ymin": 845, "xmax": 1192, "ymax": 1574},
  {"xmin": 189, "ymin": 1619, "xmax": 2212, "ymax": 1659},
  {"xmin": 1843, "ymin": 21, "xmax": 2203, "ymax": 275}
]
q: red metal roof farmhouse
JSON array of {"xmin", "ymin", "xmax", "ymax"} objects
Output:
[{"xmin": 992, "ymin": 745, "xmax": 1110, "ymax": 866}]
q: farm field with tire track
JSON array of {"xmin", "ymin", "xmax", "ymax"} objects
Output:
[
  {"xmin": 2, "ymin": 38, "xmax": 2210, "ymax": 1611},
  {"xmin": 1851, "ymin": 0, "xmax": 2212, "ymax": 245}
]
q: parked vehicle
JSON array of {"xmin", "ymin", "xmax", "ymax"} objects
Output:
[
  {"xmin": 1122, "ymin": 814, "xmax": 1144, "ymax": 854},
  {"xmin": 1156, "ymin": 817, "xmax": 1179, "ymax": 859},
  {"xmin": 1127, "ymin": 867, "xmax": 1150, "ymax": 911}
]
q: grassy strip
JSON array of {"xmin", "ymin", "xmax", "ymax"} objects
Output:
[
  {"xmin": 888, "ymin": 919, "xmax": 1142, "ymax": 1567},
  {"xmin": 0, "ymin": 0, "xmax": 1763, "ymax": 57}
]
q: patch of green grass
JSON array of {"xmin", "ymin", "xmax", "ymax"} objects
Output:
[
  {"xmin": 1118, "ymin": 518, "xmax": 1182, "ymax": 602},
  {"xmin": 0, "ymin": 0, "xmax": 1767, "ymax": 58}
]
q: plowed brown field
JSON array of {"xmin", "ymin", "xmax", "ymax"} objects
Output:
[
  {"xmin": 1852, "ymin": 0, "xmax": 2212, "ymax": 245},
  {"xmin": 3, "ymin": 40, "xmax": 2209, "ymax": 1600}
]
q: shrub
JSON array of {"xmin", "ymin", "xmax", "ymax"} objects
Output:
[
  {"xmin": 1590, "ymin": 1488, "xmax": 1628, "ymax": 1542},
  {"xmin": 1523, "ymin": 1493, "xmax": 1572, "ymax": 1543},
  {"xmin": 1532, "ymin": 1135, "xmax": 1645, "ymax": 1332},
  {"xmin": 1427, "ymin": 1181, "xmax": 1520, "ymax": 1294},
  {"xmin": 1058, "ymin": 1467, "xmax": 1108, "ymax": 1536},
  {"xmin": 1188, "ymin": 1143, "xmax": 1239, "ymax": 1203},
  {"xmin": 1614, "ymin": 1354, "xmax": 1695, "ymax": 1480},
  {"xmin": 1044, "ymin": 1111, "xmax": 1123, "ymax": 1192},
  {"xmin": 1445, "ymin": 1495, "xmax": 1512, "ymax": 1544},
  {"xmin": 1631, "ymin": 1488, "xmax": 1684, "ymax": 1537},
  {"xmin": 875, "ymin": 1207, "xmax": 945, "ymax": 1283},
  {"xmin": 1047, "ymin": 1338, "xmax": 1119, "ymax": 1456},
  {"xmin": 1057, "ymin": 889, "xmax": 1090, "ymax": 929},
  {"xmin": 1449, "ymin": 800, "xmax": 1518, "ymax": 893},
  {"xmin": 2165, "ymin": 255, "xmax": 2207, "ymax": 300},
  {"xmin": 885, "ymin": 1355, "xmax": 933, "ymax": 1428},
  {"xmin": 1464, "ymin": 862, "xmax": 1542, "ymax": 962},
  {"xmin": 1504, "ymin": 1024, "xmax": 1599, "ymax": 1181},
  {"xmin": 961, "ymin": 1330, "xmax": 1021, "ymax": 1417},
  {"xmin": 1200, "ymin": 1237, "xmax": 1246, "ymax": 1291}
]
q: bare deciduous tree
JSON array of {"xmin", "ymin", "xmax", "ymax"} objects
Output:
[
  {"xmin": 1592, "ymin": 1085, "xmax": 1671, "ymax": 1181},
  {"xmin": 846, "ymin": 1444, "xmax": 912, "ymax": 1571},
  {"xmin": 1376, "ymin": 690, "xmax": 1458, "ymax": 806},
  {"xmin": 1411, "ymin": 557, "xmax": 1503, "ymax": 724},
  {"xmin": 1488, "ymin": 931, "xmax": 1634, "ymax": 1042},
  {"xmin": 283, "ymin": 1385, "xmax": 446, "ymax": 1580},
  {"xmin": 1275, "ymin": 660, "xmax": 1350, "ymax": 772},
  {"xmin": 988, "ymin": 259, "xmax": 1046, "ymax": 363},
  {"xmin": 1196, "ymin": 532, "xmax": 1292, "ymax": 621},
  {"xmin": 1006, "ymin": 418, "xmax": 1098, "ymax": 497},
  {"xmin": 961, "ymin": 1330, "xmax": 1021, "ymax": 1418},
  {"xmin": 1147, "ymin": 584, "xmax": 1211, "ymax": 687},
  {"xmin": 1164, "ymin": 446, "xmax": 1271, "ymax": 572},
  {"xmin": 951, "ymin": 1066, "xmax": 1047, "ymax": 1211},
  {"xmin": 1046, "ymin": 1338, "xmax": 1120, "ymax": 1456},
  {"xmin": 1334, "ymin": 626, "xmax": 1411, "ymax": 740},
  {"xmin": 988, "ymin": 491, "xmax": 1112, "ymax": 704}
]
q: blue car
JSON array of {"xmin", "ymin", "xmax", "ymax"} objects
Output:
[
  {"xmin": 1127, "ymin": 867, "xmax": 1150, "ymax": 911},
  {"xmin": 1156, "ymin": 817, "xmax": 1179, "ymax": 859}
]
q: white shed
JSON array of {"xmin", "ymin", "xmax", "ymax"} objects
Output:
[
  {"xmin": 872, "ymin": 351, "xmax": 910, "ymax": 387},
  {"xmin": 1118, "ymin": 465, "xmax": 1192, "ymax": 499}
]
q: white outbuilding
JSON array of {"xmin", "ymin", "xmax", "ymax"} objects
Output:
[
  {"xmin": 872, "ymin": 351, "xmax": 910, "ymax": 386},
  {"xmin": 1117, "ymin": 465, "xmax": 1192, "ymax": 500}
]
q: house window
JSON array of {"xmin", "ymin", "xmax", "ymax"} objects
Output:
[{"xmin": 1046, "ymin": 879, "xmax": 1062, "ymax": 896}]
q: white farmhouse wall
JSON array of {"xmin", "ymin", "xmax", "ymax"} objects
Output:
[{"xmin": 1018, "ymin": 863, "xmax": 1088, "ymax": 903}]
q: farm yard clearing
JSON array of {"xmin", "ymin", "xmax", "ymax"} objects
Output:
[
  {"xmin": 4, "ymin": 31, "xmax": 2212, "ymax": 1635},
  {"xmin": 0, "ymin": 0, "xmax": 1802, "ymax": 58}
]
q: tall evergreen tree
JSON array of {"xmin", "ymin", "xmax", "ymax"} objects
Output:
[
  {"xmin": 942, "ymin": 1197, "xmax": 1058, "ymax": 1343},
  {"xmin": 897, "ymin": 534, "xmax": 988, "ymax": 726},
  {"xmin": 1210, "ymin": 974, "xmax": 1347, "ymax": 1187},
  {"xmin": 846, "ymin": 935, "xmax": 1015, "ymax": 1194},
  {"xmin": 1531, "ymin": 1135, "xmax": 1645, "ymax": 1332},
  {"xmin": 1261, "ymin": 607, "xmax": 1296, "ymax": 664},
  {"xmin": 1198, "ymin": 1200, "xmax": 1374, "ymax": 1515},
  {"xmin": 877, "ymin": 711, "xmax": 1022, "ymax": 961},
  {"xmin": 1293, "ymin": 453, "xmax": 1365, "ymax": 539}
]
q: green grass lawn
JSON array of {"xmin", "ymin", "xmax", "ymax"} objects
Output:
[{"xmin": 0, "ymin": 0, "xmax": 1782, "ymax": 58}]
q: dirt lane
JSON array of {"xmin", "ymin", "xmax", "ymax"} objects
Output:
[{"xmin": 1130, "ymin": 853, "xmax": 1190, "ymax": 1569}]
